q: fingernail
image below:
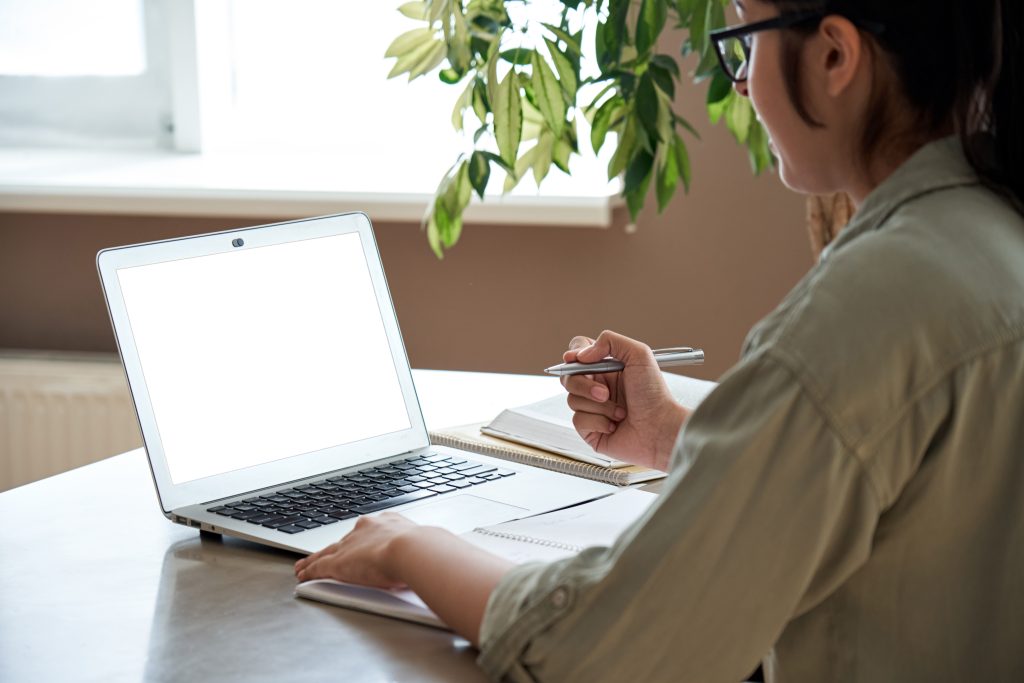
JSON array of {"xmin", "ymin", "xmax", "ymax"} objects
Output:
[
  {"xmin": 614, "ymin": 407, "xmax": 626, "ymax": 419},
  {"xmin": 591, "ymin": 385, "xmax": 609, "ymax": 401},
  {"xmin": 608, "ymin": 422, "xmax": 616, "ymax": 433}
]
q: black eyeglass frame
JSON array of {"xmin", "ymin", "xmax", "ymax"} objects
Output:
[{"xmin": 709, "ymin": 10, "xmax": 886, "ymax": 83}]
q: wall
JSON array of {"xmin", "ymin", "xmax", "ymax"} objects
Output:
[{"xmin": 0, "ymin": 88, "xmax": 813, "ymax": 383}]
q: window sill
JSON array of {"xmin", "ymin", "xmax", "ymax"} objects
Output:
[{"xmin": 0, "ymin": 148, "xmax": 621, "ymax": 227}]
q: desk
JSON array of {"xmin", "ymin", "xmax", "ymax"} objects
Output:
[{"xmin": 0, "ymin": 370, "xmax": 562, "ymax": 682}]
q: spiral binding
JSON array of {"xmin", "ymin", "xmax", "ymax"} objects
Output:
[
  {"xmin": 429, "ymin": 432, "xmax": 630, "ymax": 486},
  {"xmin": 471, "ymin": 527, "xmax": 584, "ymax": 553}
]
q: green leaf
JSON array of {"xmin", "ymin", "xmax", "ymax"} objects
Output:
[
  {"xmin": 500, "ymin": 48, "xmax": 533, "ymax": 65},
  {"xmin": 398, "ymin": 2, "xmax": 428, "ymax": 20},
  {"xmin": 387, "ymin": 37, "xmax": 440, "ymax": 79},
  {"xmin": 439, "ymin": 68, "xmax": 463, "ymax": 84},
  {"xmin": 531, "ymin": 51, "xmax": 565, "ymax": 138},
  {"xmin": 651, "ymin": 54, "xmax": 680, "ymax": 78},
  {"xmin": 608, "ymin": 114, "xmax": 637, "ymax": 179},
  {"xmin": 479, "ymin": 150, "xmax": 514, "ymax": 175},
  {"xmin": 426, "ymin": 211, "xmax": 443, "ymax": 259},
  {"xmin": 472, "ymin": 78, "xmax": 489, "ymax": 123},
  {"xmin": 541, "ymin": 23, "xmax": 581, "ymax": 56},
  {"xmin": 655, "ymin": 89, "xmax": 674, "ymax": 144},
  {"xmin": 635, "ymin": 73, "xmax": 660, "ymax": 145},
  {"xmin": 520, "ymin": 94, "xmax": 544, "ymax": 141},
  {"xmin": 636, "ymin": 0, "xmax": 668, "ymax": 57},
  {"xmin": 532, "ymin": 133, "xmax": 555, "ymax": 184},
  {"xmin": 451, "ymin": 77, "xmax": 474, "ymax": 131},
  {"xmin": 689, "ymin": 0, "xmax": 709, "ymax": 58},
  {"xmin": 590, "ymin": 96, "xmax": 621, "ymax": 154},
  {"xmin": 656, "ymin": 139, "xmax": 680, "ymax": 212},
  {"xmin": 486, "ymin": 47, "xmax": 500, "ymax": 110},
  {"xmin": 385, "ymin": 27, "xmax": 434, "ymax": 59},
  {"xmin": 406, "ymin": 41, "xmax": 447, "ymax": 81},
  {"xmin": 624, "ymin": 152, "xmax": 654, "ymax": 222},
  {"xmin": 725, "ymin": 92, "xmax": 753, "ymax": 143},
  {"xmin": 673, "ymin": 131, "xmax": 692, "ymax": 192},
  {"xmin": 553, "ymin": 136, "xmax": 572, "ymax": 174},
  {"xmin": 468, "ymin": 150, "xmax": 490, "ymax": 199},
  {"xmin": 493, "ymin": 69, "xmax": 523, "ymax": 167},
  {"xmin": 544, "ymin": 39, "xmax": 577, "ymax": 103},
  {"xmin": 706, "ymin": 69, "xmax": 732, "ymax": 106},
  {"xmin": 649, "ymin": 62, "xmax": 675, "ymax": 100},
  {"xmin": 504, "ymin": 145, "xmax": 539, "ymax": 192},
  {"xmin": 623, "ymin": 149, "xmax": 654, "ymax": 195},
  {"xmin": 707, "ymin": 87, "xmax": 731, "ymax": 124},
  {"xmin": 693, "ymin": 39, "xmax": 720, "ymax": 81}
]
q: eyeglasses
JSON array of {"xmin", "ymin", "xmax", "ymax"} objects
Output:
[
  {"xmin": 709, "ymin": 10, "xmax": 825, "ymax": 83},
  {"xmin": 710, "ymin": 11, "xmax": 887, "ymax": 83}
]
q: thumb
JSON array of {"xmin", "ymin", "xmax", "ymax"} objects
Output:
[{"xmin": 577, "ymin": 330, "xmax": 652, "ymax": 367}]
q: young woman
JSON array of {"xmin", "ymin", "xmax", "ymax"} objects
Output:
[{"xmin": 296, "ymin": 0, "xmax": 1024, "ymax": 679}]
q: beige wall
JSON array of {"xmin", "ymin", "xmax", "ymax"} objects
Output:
[{"xmin": 0, "ymin": 84, "xmax": 812, "ymax": 383}]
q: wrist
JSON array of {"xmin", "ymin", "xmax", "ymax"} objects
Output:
[
  {"xmin": 384, "ymin": 526, "xmax": 452, "ymax": 584},
  {"xmin": 653, "ymin": 403, "xmax": 689, "ymax": 471}
]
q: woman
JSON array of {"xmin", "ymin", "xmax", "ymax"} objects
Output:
[{"xmin": 296, "ymin": 0, "xmax": 1024, "ymax": 679}]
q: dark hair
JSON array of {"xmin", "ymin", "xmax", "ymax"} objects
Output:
[{"xmin": 764, "ymin": 0, "xmax": 1023, "ymax": 208}]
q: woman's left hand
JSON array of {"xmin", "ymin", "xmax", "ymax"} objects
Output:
[{"xmin": 294, "ymin": 512, "xmax": 420, "ymax": 589}]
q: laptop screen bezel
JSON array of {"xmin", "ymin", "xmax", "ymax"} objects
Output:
[{"xmin": 97, "ymin": 212, "xmax": 429, "ymax": 512}]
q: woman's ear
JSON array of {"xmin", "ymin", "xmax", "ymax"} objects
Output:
[{"xmin": 816, "ymin": 15, "xmax": 865, "ymax": 98}]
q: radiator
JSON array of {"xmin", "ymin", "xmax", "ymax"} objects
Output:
[{"xmin": 0, "ymin": 352, "xmax": 141, "ymax": 492}]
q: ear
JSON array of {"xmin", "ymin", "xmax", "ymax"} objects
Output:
[{"xmin": 816, "ymin": 15, "xmax": 865, "ymax": 98}]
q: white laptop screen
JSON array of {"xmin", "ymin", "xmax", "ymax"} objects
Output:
[{"xmin": 115, "ymin": 231, "xmax": 411, "ymax": 485}]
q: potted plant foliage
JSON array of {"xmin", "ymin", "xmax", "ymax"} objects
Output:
[{"xmin": 385, "ymin": 0, "xmax": 772, "ymax": 256}]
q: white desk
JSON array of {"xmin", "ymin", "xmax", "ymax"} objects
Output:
[{"xmin": 0, "ymin": 370, "xmax": 562, "ymax": 682}]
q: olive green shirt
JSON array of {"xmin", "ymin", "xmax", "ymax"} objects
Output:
[{"xmin": 476, "ymin": 137, "xmax": 1024, "ymax": 682}]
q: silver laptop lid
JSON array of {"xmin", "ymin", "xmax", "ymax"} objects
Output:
[{"xmin": 97, "ymin": 212, "xmax": 429, "ymax": 512}]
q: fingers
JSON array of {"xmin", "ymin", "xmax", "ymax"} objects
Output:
[
  {"xmin": 562, "ymin": 335, "xmax": 595, "ymax": 362},
  {"xmin": 562, "ymin": 373, "xmax": 613, "ymax": 402},
  {"xmin": 573, "ymin": 410, "xmax": 617, "ymax": 437},
  {"xmin": 567, "ymin": 393, "xmax": 626, "ymax": 421},
  {"xmin": 576, "ymin": 330, "xmax": 653, "ymax": 367}
]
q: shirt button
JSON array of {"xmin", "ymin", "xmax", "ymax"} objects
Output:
[{"xmin": 550, "ymin": 587, "xmax": 569, "ymax": 609}]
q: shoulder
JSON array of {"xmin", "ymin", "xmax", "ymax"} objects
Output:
[{"xmin": 744, "ymin": 183, "xmax": 1024, "ymax": 451}]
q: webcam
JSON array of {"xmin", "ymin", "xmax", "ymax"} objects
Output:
[{"xmin": 231, "ymin": 238, "xmax": 244, "ymax": 248}]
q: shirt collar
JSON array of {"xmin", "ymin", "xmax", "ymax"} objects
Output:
[{"xmin": 820, "ymin": 136, "xmax": 979, "ymax": 261}]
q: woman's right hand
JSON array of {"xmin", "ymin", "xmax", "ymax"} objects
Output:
[{"xmin": 562, "ymin": 330, "xmax": 689, "ymax": 471}]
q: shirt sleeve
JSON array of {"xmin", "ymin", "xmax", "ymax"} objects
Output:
[{"xmin": 475, "ymin": 349, "xmax": 882, "ymax": 682}]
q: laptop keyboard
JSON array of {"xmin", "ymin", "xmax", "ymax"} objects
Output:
[{"xmin": 205, "ymin": 453, "xmax": 515, "ymax": 535}]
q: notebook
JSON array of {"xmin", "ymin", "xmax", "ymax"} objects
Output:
[
  {"xmin": 429, "ymin": 373, "xmax": 717, "ymax": 486},
  {"xmin": 295, "ymin": 489, "xmax": 659, "ymax": 628},
  {"xmin": 97, "ymin": 212, "xmax": 614, "ymax": 555}
]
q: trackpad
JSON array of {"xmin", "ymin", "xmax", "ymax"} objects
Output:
[{"xmin": 396, "ymin": 495, "xmax": 527, "ymax": 534}]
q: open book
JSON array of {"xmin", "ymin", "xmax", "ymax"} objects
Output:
[
  {"xmin": 295, "ymin": 489, "xmax": 658, "ymax": 629},
  {"xmin": 430, "ymin": 372, "xmax": 716, "ymax": 486}
]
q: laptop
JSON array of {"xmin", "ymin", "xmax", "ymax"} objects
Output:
[{"xmin": 97, "ymin": 212, "xmax": 614, "ymax": 554}]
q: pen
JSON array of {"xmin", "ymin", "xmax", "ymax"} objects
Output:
[{"xmin": 544, "ymin": 347, "xmax": 705, "ymax": 376}]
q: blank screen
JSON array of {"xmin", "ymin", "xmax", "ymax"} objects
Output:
[{"xmin": 116, "ymin": 232, "xmax": 411, "ymax": 484}]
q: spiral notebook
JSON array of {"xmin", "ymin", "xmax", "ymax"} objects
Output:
[
  {"xmin": 429, "ymin": 373, "xmax": 717, "ymax": 486},
  {"xmin": 295, "ymin": 489, "xmax": 659, "ymax": 629}
]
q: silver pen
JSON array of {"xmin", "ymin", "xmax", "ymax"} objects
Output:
[{"xmin": 544, "ymin": 347, "xmax": 705, "ymax": 376}]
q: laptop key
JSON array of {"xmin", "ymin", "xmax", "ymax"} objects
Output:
[
  {"xmin": 351, "ymin": 489, "xmax": 437, "ymax": 514},
  {"xmin": 263, "ymin": 515, "xmax": 302, "ymax": 528},
  {"xmin": 296, "ymin": 520, "xmax": 322, "ymax": 529},
  {"xmin": 328, "ymin": 510, "xmax": 357, "ymax": 520},
  {"xmin": 231, "ymin": 509, "xmax": 264, "ymax": 520},
  {"xmin": 247, "ymin": 513, "xmax": 285, "ymax": 524},
  {"xmin": 277, "ymin": 525, "xmax": 306, "ymax": 534},
  {"xmin": 430, "ymin": 484, "xmax": 456, "ymax": 494},
  {"xmin": 311, "ymin": 516, "xmax": 338, "ymax": 525},
  {"xmin": 450, "ymin": 480, "xmax": 472, "ymax": 489}
]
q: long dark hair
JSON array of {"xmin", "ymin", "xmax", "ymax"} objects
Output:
[{"xmin": 764, "ymin": 0, "xmax": 1023, "ymax": 209}]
